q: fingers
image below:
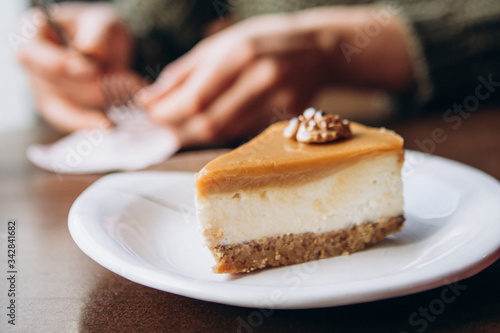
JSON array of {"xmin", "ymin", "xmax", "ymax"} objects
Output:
[
  {"xmin": 34, "ymin": 88, "xmax": 111, "ymax": 133},
  {"xmin": 18, "ymin": 34, "xmax": 105, "ymax": 115},
  {"xmin": 16, "ymin": 9, "xmax": 101, "ymax": 81},
  {"xmin": 72, "ymin": 6, "xmax": 133, "ymax": 70},
  {"xmin": 29, "ymin": 71, "xmax": 108, "ymax": 133},
  {"xmin": 138, "ymin": 63, "xmax": 192, "ymax": 108},
  {"xmin": 19, "ymin": 43, "xmax": 99, "ymax": 81},
  {"xmin": 72, "ymin": 6, "xmax": 115, "ymax": 54},
  {"xmin": 175, "ymin": 58, "xmax": 283, "ymax": 146},
  {"xmin": 138, "ymin": 43, "xmax": 204, "ymax": 106},
  {"xmin": 202, "ymin": 58, "xmax": 281, "ymax": 126},
  {"xmin": 17, "ymin": 2, "xmax": 131, "ymax": 80},
  {"xmin": 16, "ymin": 3, "xmax": 136, "ymax": 133},
  {"xmin": 141, "ymin": 35, "xmax": 257, "ymax": 124},
  {"xmin": 29, "ymin": 72, "xmax": 104, "ymax": 108}
]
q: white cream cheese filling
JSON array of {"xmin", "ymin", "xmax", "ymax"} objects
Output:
[{"xmin": 196, "ymin": 153, "xmax": 404, "ymax": 247}]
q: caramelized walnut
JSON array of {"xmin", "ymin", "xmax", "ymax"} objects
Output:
[{"xmin": 283, "ymin": 108, "xmax": 352, "ymax": 143}]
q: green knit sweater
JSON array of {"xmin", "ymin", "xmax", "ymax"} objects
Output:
[{"xmin": 109, "ymin": 0, "xmax": 500, "ymax": 113}]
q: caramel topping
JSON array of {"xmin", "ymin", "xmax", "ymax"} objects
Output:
[
  {"xmin": 283, "ymin": 108, "xmax": 352, "ymax": 143},
  {"xmin": 196, "ymin": 121, "xmax": 404, "ymax": 196}
]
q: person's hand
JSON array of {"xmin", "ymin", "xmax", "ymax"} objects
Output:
[
  {"xmin": 139, "ymin": 12, "xmax": 329, "ymax": 147},
  {"xmin": 16, "ymin": 2, "xmax": 135, "ymax": 132},
  {"xmin": 139, "ymin": 6, "xmax": 415, "ymax": 147}
]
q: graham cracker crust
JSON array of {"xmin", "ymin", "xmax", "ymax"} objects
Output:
[{"xmin": 210, "ymin": 216, "xmax": 405, "ymax": 274}]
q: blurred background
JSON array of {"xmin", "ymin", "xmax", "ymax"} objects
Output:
[
  {"xmin": 0, "ymin": 0, "xmax": 401, "ymax": 136},
  {"xmin": 0, "ymin": 0, "xmax": 34, "ymax": 133}
]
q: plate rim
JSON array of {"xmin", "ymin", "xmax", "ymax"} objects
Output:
[{"xmin": 68, "ymin": 150, "xmax": 500, "ymax": 309}]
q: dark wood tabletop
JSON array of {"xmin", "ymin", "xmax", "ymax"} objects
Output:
[{"xmin": 1, "ymin": 108, "xmax": 499, "ymax": 332}]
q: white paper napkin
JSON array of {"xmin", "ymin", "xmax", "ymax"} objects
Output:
[{"xmin": 27, "ymin": 112, "xmax": 180, "ymax": 174}]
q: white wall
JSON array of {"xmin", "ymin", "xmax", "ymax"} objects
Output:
[{"xmin": 0, "ymin": 0, "xmax": 34, "ymax": 133}]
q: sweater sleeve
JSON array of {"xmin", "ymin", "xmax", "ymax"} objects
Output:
[
  {"xmin": 53, "ymin": 0, "xmax": 500, "ymax": 114},
  {"xmin": 393, "ymin": 0, "xmax": 500, "ymax": 114}
]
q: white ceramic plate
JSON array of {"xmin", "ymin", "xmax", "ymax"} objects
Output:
[{"xmin": 68, "ymin": 151, "xmax": 500, "ymax": 309}]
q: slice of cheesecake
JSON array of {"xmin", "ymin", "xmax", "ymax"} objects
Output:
[{"xmin": 195, "ymin": 109, "xmax": 405, "ymax": 274}]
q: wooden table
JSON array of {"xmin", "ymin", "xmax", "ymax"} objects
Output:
[{"xmin": 1, "ymin": 109, "xmax": 499, "ymax": 332}]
